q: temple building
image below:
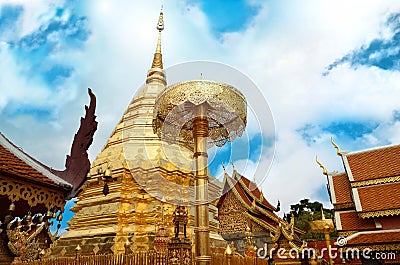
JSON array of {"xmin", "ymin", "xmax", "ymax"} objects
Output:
[
  {"xmin": 50, "ymin": 11, "xmax": 223, "ymax": 257},
  {"xmin": 0, "ymin": 89, "xmax": 97, "ymax": 264},
  {"xmin": 217, "ymin": 169, "xmax": 305, "ymax": 258},
  {"xmin": 321, "ymin": 140, "xmax": 400, "ymax": 262}
]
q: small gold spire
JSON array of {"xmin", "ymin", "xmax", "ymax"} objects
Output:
[
  {"xmin": 316, "ymin": 155, "xmax": 328, "ymax": 176},
  {"xmin": 330, "ymin": 137, "xmax": 342, "ymax": 156},
  {"xmin": 157, "ymin": 9, "xmax": 164, "ymax": 32},
  {"xmin": 321, "ymin": 207, "xmax": 326, "ymax": 220},
  {"xmin": 147, "ymin": 9, "xmax": 166, "ymax": 85}
]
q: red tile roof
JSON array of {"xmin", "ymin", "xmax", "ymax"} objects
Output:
[
  {"xmin": 331, "ymin": 173, "xmax": 352, "ymax": 205},
  {"xmin": 339, "ymin": 211, "xmax": 376, "ymax": 231},
  {"xmin": 347, "ymin": 230, "xmax": 400, "ymax": 245},
  {"xmin": 217, "ymin": 171, "xmax": 284, "ymax": 231},
  {"xmin": 0, "ymin": 133, "xmax": 72, "ymax": 190},
  {"xmin": 346, "ymin": 145, "xmax": 400, "ymax": 182},
  {"xmin": 235, "ymin": 171, "xmax": 278, "ymax": 211},
  {"xmin": 357, "ymin": 182, "xmax": 400, "ymax": 212}
]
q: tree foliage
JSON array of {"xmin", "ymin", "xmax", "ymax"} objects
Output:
[{"xmin": 285, "ymin": 198, "xmax": 337, "ymax": 240}]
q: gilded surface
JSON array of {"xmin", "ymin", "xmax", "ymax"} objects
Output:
[
  {"xmin": 309, "ymin": 219, "xmax": 335, "ymax": 233},
  {"xmin": 359, "ymin": 208, "xmax": 400, "ymax": 218},
  {"xmin": 0, "ymin": 177, "xmax": 66, "ymax": 210},
  {"xmin": 351, "ymin": 175, "xmax": 400, "ymax": 187},
  {"xmin": 218, "ymin": 192, "xmax": 248, "ymax": 234},
  {"xmin": 152, "ymin": 80, "xmax": 247, "ymax": 148}
]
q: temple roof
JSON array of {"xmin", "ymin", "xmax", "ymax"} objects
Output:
[
  {"xmin": 345, "ymin": 229, "xmax": 400, "ymax": 249},
  {"xmin": 344, "ymin": 144, "xmax": 400, "ymax": 182},
  {"xmin": 0, "ymin": 132, "xmax": 72, "ymax": 190},
  {"xmin": 218, "ymin": 170, "xmax": 278, "ymax": 213},
  {"xmin": 327, "ymin": 143, "xmax": 400, "ymax": 218},
  {"xmin": 330, "ymin": 172, "xmax": 352, "ymax": 206},
  {"xmin": 216, "ymin": 170, "xmax": 296, "ymax": 235},
  {"xmin": 337, "ymin": 211, "xmax": 376, "ymax": 231}
]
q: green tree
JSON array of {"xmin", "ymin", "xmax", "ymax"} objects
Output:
[{"xmin": 285, "ymin": 198, "xmax": 337, "ymax": 240}]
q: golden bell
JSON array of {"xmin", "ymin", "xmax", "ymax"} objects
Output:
[{"xmin": 9, "ymin": 202, "xmax": 15, "ymax": 212}]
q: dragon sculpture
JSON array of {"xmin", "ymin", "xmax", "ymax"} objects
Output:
[{"xmin": 52, "ymin": 88, "xmax": 98, "ymax": 198}]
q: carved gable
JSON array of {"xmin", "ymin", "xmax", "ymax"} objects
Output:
[{"xmin": 218, "ymin": 191, "xmax": 248, "ymax": 235}]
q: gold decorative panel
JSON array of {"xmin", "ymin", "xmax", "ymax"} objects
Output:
[
  {"xmin": 218, "ymin": 192, "xmax": 248, "ymax": 234},
  {"xmin": 0, "ymin": 177, "xmax": 65, "ymax": 210}
]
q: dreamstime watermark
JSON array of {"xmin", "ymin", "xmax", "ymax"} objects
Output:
[{"xmin": 256, "ymin": 237, "xmax": 397, "ymax": 261}]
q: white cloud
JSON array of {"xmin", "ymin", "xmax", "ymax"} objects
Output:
[{"xmin": 2, "ymin": 1, "xmax": 400, "ymax": 215}]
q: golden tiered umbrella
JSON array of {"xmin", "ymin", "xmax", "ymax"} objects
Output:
[{"xmin": 153, "ymin": 79, "xmax": 247, "ymax": 265}]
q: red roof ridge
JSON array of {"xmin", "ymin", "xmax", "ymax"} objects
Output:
[{"xmin": 0, "ymin": 132, "xmax": 72, "ymax": 189}]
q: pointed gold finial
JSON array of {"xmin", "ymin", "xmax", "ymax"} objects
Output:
[
  {"xmin": 321, "ymin": 207, "xmax": 326, "ymax": 220},
  {"xmin": 157, "ymin": 8, "xmax": 164, "ymax": 32},
  {"xmin": 316, "ymin": 156, "xmax": 328, "ymax": 176},
  {"xmin": 151, "ymin": 11, "xmax": 163, "ymax": 69},
  {"xmin": 330, "ymin": 137, "xmax": 342, "ymax": 156},
  {"xmin": 147, "ymin": 8, "xmax": 166, "ymax": 85}
]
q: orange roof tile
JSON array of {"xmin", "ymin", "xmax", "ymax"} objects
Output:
[
  {"xmin": 236, "ymin": 172, "xmax": 278, "ymax": 211},
  {"xmin": 331, "ymin": 173, "xmax": 352, "ymax": 205},
  {"xmin": 0, "ymin": 133, "xmax": 72, "ymax": 190},
  {"xmin": 217, "ymin": 172, "xmax": 285, "ymax": 232},
  {"xmin": 339, "ymin": 211, "xmax": 376, "ymax": 231},
  {"xmin": 346, "ymin": 145, "xmax": 400, "ymax": 182},
  {"xmin": 357, "ymin": 183, "xmax": 400, "ymax": 212},
  {"xmin": 347, "ymin": 230, "xmax": 400, "ymax": 245}
]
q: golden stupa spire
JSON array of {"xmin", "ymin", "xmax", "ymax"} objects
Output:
[{"xmin": 146, "ymin": 8, "xmax": 166, "ymax": 85}]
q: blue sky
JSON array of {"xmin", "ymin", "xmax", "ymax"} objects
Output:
[{"xmin": 2, "ymin": 0, "xmax": 400, "ymax": 233}]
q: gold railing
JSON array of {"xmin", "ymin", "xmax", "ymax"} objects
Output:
[{"xmin": 15, "ymin": 252, "xmax": 270, "ymax": 265}]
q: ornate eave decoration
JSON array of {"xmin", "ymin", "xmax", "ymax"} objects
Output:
[
  {"xmin": 269, "ymin": 216, "xmax": 306, "ymax": 252},
  {"xmin": 0, "ymin": 177, "xmax": 66, "ymax": 210},
  {"xmin": 245, "ymin": 212, "xmax": 277, "ymax": 233},
  {"xmin": 351, "ymin": 175, "xmax": 400, "ymax": 188},
  {"xmin": 359, "ymin": 208, "xmax": 400, "ymax": 219}
]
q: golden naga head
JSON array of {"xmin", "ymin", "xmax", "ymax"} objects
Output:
[
  {"xmin": 316, "ymin": 156, "xmax": 328, "ymax": 176},
  {"xmin": 330, "ymin": 136, "xmax": 342, "ymax": 156}
]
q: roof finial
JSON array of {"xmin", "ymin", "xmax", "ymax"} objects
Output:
[
  {"xmin": 156, "ymin": 8, "xmax": 164, "ymax": 32},
  {"xmin": 330, "ymin": 137, "xmax": 342, "ymax": 156},
  {"xmin": 321, "ymin": 207, "xmax": 326, "ymax": 220},
  {"xmin": 316, "ymin": 156, "xmax": 328, "ymax": 176},
  {"xmin": 147, "ymin": 8, "xmax": 166, "ymax": 85}
]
